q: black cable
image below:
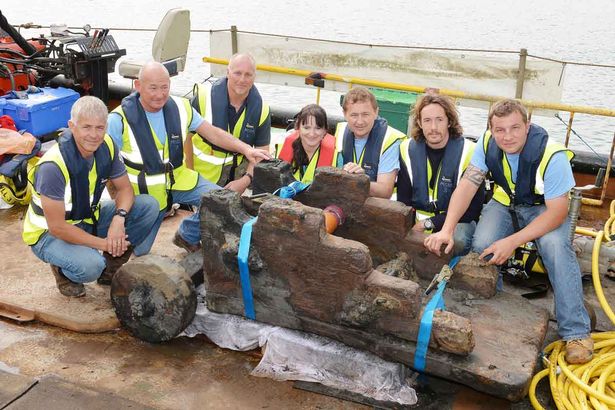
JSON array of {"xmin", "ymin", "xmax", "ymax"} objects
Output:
[{"xmin": 554, "ymin": 113, "xmax": 608, "ymax": 166}]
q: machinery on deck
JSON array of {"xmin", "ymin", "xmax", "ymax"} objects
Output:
[{"xmin": 0, "ymin": 9, "xmax": 125, "ymax": 102}]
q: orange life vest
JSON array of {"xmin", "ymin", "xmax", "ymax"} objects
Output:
[{"xmin": 278, "ymin": 130, "xmax": 336, "ymax": 167}]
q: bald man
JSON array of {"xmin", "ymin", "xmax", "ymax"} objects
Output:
[
  {"xmin": 107, "ymin": 62, "xmax": 269, "ymax": 253},
  {"xmin": 189, "ymin": 53, "xmax": 271, "ymax": 194}
]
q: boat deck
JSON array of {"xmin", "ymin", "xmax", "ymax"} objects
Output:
[{"xmin": 0, "ymin": 205, "xmax": 613, "ymax": 409}]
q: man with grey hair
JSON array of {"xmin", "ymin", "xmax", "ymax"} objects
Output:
[
  {"xmin": 107, "ymin": 61, "xmax": 269, "ymax": 253},
  {"xmin": 188, "ymin": 53, "xmax": 271, "ymax": 194},
  {"xmin": 22, "ymin": 96, "xmax": 160, "ymax": 297}
]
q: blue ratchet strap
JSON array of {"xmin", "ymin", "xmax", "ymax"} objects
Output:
[
  {"xmin": 448, "ymin": 255, "xmax": 460, "ymax": 270},
  {"xmin": 413, "ymin": 255, "xmax": 460, "ymax": 372},
  {"xmin": 273, "ymin": 181, "xmax": 310, "ymax": 199},
  {"xmin": 238, "ymin": 217, "xmax": 258, "ymax": 320}
]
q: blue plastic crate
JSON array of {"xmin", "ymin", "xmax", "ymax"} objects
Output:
[{"xmin": 0, "ymin": 87, "xmax": 79, "ymax": 136}]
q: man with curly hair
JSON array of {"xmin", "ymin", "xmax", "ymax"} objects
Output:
[{"xmin": 398, "ymin": 94, "xmax": 484, "ymax": 255}]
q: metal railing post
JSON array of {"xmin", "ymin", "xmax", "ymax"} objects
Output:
[
  {"xmin": 565, "ymin": 112, "xmax": 575, "ymax": 147},
  {"xmin": 231, "ymin": 25, "xmax": 238, "ymax": 54},
  {"xmin": 516, "ymin": 48, "xmax": 528, "ymax": 99}
]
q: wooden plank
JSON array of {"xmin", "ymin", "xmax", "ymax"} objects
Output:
[
  {"xmin": 0, "ymin": 371, "xmax": 37, "ymax": 408},
  {"xmin": 5, "ymin": 375, "xmax": 153, "ymax": 410},
  {"xmin": 0, "ymin": 207, "xmax": 118, "ymax": 333},
  {"xmin": 0, "ymin": 302, "xmax": 34, "ymax": 323},
  {"xmin": 199, "ymin": 167, "xmax": 550, "ymax": 400}
]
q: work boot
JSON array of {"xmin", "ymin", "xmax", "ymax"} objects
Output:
[
  {"xmin": 50, "ymin": 265, "xmax": 85, "ymax": 298},
  {"xmin": 172, "ymin": 231, "xmax": 201, "ymax": 253},
  {"xmin": 98, "ymin": 247, "xmax": 133, "ymax": 285},
  {"xmin": 565, "ymin": 337, "xmax": 594, "ymax": 364}
]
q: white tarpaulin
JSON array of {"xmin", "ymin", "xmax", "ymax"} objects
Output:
[
  {"xmin": 182, "ymin": 286, "xmax": 418, "ymax": 406},
  {"xmin": 209, "ymin": 31, "xmax": 565, "ymax": 109}
]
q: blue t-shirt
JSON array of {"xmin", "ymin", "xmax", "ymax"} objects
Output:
[
  {"xmin": 35, "ymin": 152, "xmax": 126, "ymax": 201},
  {"xmin": 337, "ymin": 137, "xmax": 401, "ymax": 174},
  {"xmin": 471, "ymin": 134, "xmax": 575, "ymax": 200},
  {"xmin": 106, "ymin": 99, "xmax": 204, "ymax": 149}
]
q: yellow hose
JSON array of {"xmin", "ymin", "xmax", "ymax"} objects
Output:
[
  {"xmin": 576, "ymin": 227, "xmax": 599, "ymax": 238},
  {"xmin": 530, "ymin": 230, "xmax": 615, "ymax": 409},
  {"xmin": 591, "ymin": 231, "xmax": 615, "ymax": 325}
]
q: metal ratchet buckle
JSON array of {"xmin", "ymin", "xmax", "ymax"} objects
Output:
[{"xmin": 424, "ymin": 264, "xmax": 454, "ymax": 296}]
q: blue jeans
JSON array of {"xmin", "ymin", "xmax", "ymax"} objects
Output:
[
  {"xmin": 134, "ymin": 176, "xmax": 221, "ymax": 254},
  {"xmin": 31, "ymin": 194, "xmax": 160, "ymax": 283},
  {"xmin": 452, "ymin": 221, "xmax": 476, "ymax": 257},
  {"xmin": 472, "ymin": 200, "xmax": 590, "ymax": 341}
]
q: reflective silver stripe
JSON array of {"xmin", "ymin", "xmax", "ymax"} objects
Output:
[
  {"xmin": 127, "ymin": 172, "xmax": 166, "ymax": 185},
  {"xmin": 27, "ymin": 206, "xmax": 81, "ymax": 230},
  {"xmin": 122, "ymin": 149, "xmax": 145, "ymax": 164},
  {"xmin": 400, "ymin": 139, "xmax": 413, "ymax": 185},
  {"xmin": 535, "ymin": 169, "xmax": 545, "ymax": 194},
  {"xmin": 123, "ymin": 97, "xmax": 190, "ymax": 166},
  {"xmin": 193, "ymin": 146, "xmax": 234, "ymax": 165},
  {"xmin": 32, "ymin": 195, "xmax": 43, "ymax": 208},
  {"xmin": 63, "ymin": 184, "xmax": 78, "ymax": 212},
  {"xmin": 31, "ymin": 183, "xmax": 95, "ymax": 214},
  {"xmin": 171, "ymin": 96, "xmax": 189, "ymax": 141},
  {"xmin": 121, "ymin": 150, "xmax": 165, "ymax": 165},
  {"xmin": 416, "ymin": 211, "xmax": 431, "ymax": 221},
  {"xmin": 125, "ymin": 116, "xmax": 145, "ymax": 163},
  {"xmin": 458, "ymin": 139, "xmax": 473, "ymax": 183},
  {"xmin": 335, "ymin": 123, "xmax": 347, "ymax": 152},
  {"xmin": 202, "ymin": 82, "xmax": 213, "ymax": 123},
  {"xmin": 27, "ymin": 207, "xmax": 49, "ymax": 229}
]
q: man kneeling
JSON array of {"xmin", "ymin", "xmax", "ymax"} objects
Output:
[
  {"xmin": 424, "ymin": 99, "xmax": 593, "ymax": 364},
  {"xmin": 22, "ymin": 96, "xmax": 159, "ymax": 297}
]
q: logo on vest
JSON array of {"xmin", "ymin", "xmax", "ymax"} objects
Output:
[
  {"xmin": 170, "ymin": 134, "xmax": 180, "ymax": 140},
  {"xmin": 362, "ymin": 163, "xmax": 377, "ymax": 180}
]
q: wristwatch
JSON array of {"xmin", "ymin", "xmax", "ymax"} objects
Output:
[
  {"xmin": 114, "ymin": 208, "xmax": 128, "ymax": 218},
  {"xmin": 423, "ymin": 218, "xmax": 434, "ymax": 231}
]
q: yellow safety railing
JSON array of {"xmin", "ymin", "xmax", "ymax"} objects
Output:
[{"xmin": 203, "ymin": 56, "xmax": 615, "ymax": 206}]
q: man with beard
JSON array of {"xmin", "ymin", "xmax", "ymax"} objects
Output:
[{"xmin": 397, "ymin": 94, "xmax": 484, "ymax": 255}]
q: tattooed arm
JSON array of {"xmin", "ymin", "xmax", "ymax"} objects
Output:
[
  {"xmin": 462, "ymin": 164, "xmax": 487, "ymax": 187},
  {"xmin": 424, "ymin": 165, "xmax": 486, "ymax": 255}
]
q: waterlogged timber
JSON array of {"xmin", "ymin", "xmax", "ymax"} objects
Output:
[{"xmin": 200, "ymin": 163, "xmax": 550, "ymax": 401}]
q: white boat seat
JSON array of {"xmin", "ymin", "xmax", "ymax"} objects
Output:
[{"xmin": 118, "ymin": 8, "xmax": 190, "ymax": 80}]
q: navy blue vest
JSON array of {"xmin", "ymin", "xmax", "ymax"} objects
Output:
[
  {"xmin": 485, "ymin": 123, "xmax": 549, "ymax": 205},
  {"xmin": 408, "ymin": 137, "xmax": 464, "ymax": 213},
  {"xmin": 57, "ymin": 129, "xmax": 113, "ymax": 221},
  {"xmin": 341, "ymin": 117, "xmax": 388, "ymax": 181},
  {"xmin": 198, "ymin": 78, "xmax": 263, "ymax": 153},
  {"xmin": 121, "ymin": 92, "xmax": 184, "ymax": 173}
]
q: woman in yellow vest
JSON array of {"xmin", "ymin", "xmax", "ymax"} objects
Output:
[{"xmin": 277, "ymin": 104, "xmax": 336, "ymax": 183}]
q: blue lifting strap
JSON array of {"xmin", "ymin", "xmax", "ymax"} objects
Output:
[
  {"xmin": 273, "ymin": 181, "xmax": 310, "ymax": 199},
  {"xmin": 238, "ymin": 216, "xmax": 258, "ymax": 320},
  {"xmin": 413, "ymin": 256, "xmax": 460, "ymax": 372}
]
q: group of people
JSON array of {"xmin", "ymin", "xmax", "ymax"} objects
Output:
[
  {"xmin": 21, "ymin": 53, "xmax": 593, "ymax": 364},
  {"xmin": 22, "ymin": 54, "xmax": 270, "ymax": 299}
]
